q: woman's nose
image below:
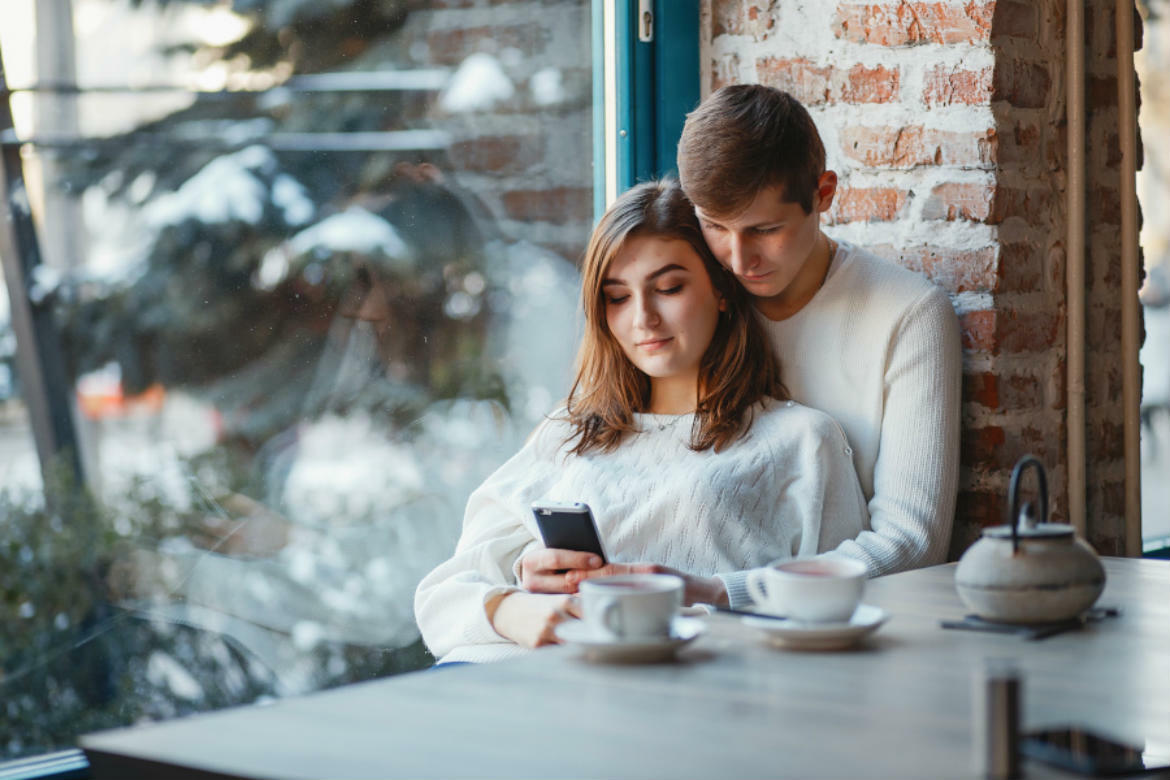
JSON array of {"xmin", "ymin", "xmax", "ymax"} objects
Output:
[{"xmin": 634, "ymin": 295, "xmax": 660, "ymax": 328}]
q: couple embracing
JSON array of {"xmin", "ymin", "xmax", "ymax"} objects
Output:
[{"xmin": 415, "ymin": 85, "xmax": 962, "ymax": 663}]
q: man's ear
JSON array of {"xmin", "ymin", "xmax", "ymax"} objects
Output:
[{"xmin": 814, "ymin": 171, "xmax": 838, "ymax": 214}]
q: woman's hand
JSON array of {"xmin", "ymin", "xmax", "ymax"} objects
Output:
[
  {"xmin": 487, "ymin": 591, "xmax": 581, "ymax": 648},
  {"xmin": 518, "ymin": 548, "xmax": 604, "ymax": 593},
  {"xmin": 571, "ymin": 563, "xmax": 729, "ymax": 607}
]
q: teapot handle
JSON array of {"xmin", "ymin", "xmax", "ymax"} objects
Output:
[{"xmin": 1008, "ymin": 455, "xmax": 1048, "ymax": 553}]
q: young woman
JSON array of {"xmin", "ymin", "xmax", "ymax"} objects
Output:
[{"xmin": 414, "ymin": 179, "xmax": 867, "ymax": 664}]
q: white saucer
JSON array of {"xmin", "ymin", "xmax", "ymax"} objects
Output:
[
  {"xmin": 741, "ymin": 604, "xmax": 889, "ymax": 651},
  {"xmin": 555, "ymin": 616, "xmax": 704, "ymax": 663}
]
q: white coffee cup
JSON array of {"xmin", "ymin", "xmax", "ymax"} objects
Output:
[
  {"xmin": 579, "ymin": 574, "xmax": 683, "ymax": 640},
  {"xmin": 746, "ymin": 557, "xmax": 867, "ymax": 623}
]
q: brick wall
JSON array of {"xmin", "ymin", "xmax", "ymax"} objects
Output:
[{"xmin": 703, "ymin": 0, "xmax": 1141, "ymax": 557}]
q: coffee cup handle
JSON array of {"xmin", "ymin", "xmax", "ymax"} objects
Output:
[
  {"xmin": 599, "ymin": 597, "xmax": 622, "ymax": 638},
  {"xmin": 746, "ymin": 569, "xmax": 769, "ymax": 608}
]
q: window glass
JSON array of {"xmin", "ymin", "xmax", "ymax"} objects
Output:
[
  {"xmin": 1137, "ymin": 0, "xmax": 1170, "ymax": 550},
  {"xmin": 0, "ymin": 0, "xmax": 591, "ymax": 760}
]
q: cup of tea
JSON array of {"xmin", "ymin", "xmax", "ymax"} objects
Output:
[
  {"xmin": 746, "ymin": 557, "xmax": 867, "ymax": 623},
  {"xmin": 579, "ymin": 574, "xmax": 683, "ymax": 641}
]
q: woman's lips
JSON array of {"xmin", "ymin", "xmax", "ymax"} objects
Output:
[{"xmin": 637, "ymin": 337, "xmax": 673, "ymax": 351}]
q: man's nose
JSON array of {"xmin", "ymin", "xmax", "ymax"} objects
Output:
[{"xmin": 726, "ymin": 233, "xmax": 753, "ymax": 275}]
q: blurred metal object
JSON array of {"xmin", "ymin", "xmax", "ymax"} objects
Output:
[{"xmin": 973, "ymin": 662, "xmax": 1022, "ymax": 780}]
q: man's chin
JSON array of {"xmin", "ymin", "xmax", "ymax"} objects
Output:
[{"xmin": 738, "ymin": 277, "xmax": 785, "ymax": 298}]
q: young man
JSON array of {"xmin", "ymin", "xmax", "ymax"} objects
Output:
[{"xmin": 677, "ymin": 84, "xmax": 961, "ymax": 576}]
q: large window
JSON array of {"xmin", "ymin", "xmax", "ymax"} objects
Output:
[{"xmin": 1, "ymin": 0, "xmax": 593, "ymax": 760}]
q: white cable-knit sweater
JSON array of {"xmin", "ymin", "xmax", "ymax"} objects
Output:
[
  {"xmin": 414, "ymin": 399, "xmax": 867, "ymax": 663},
  {"xmin": 765, "ymin": 240, "xmax": 962, "ymax": 576}
]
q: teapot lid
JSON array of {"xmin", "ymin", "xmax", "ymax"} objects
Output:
[{"xmin": 983, "ymin": 522, "xmax": 1074, "ymax": 540}]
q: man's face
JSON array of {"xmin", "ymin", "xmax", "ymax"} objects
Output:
[{"xmin": 694, "ymin": 175, "xmax": 835, "ymax": 301}]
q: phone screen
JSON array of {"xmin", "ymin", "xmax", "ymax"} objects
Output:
[{"xmin": 1021, "ymin": 727, "xmax": 1170, "ymax": 776}]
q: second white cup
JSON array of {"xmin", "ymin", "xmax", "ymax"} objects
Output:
[
  {"xmin": 579, "ymin": 573, "xmax": 683, "ymax": 641},
  {"xmin": 746, "ymin": 557, "xmax": 868, "ymax": 623}
]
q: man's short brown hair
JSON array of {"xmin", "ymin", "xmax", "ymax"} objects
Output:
[{"xmin": 677, "ymin": 85, "xmax": 826, "ymax": 218}]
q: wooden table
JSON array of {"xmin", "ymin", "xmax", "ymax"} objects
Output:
[{"xmin": 81, "ymin": 558, "xmax": 1170, "ymax": 779}]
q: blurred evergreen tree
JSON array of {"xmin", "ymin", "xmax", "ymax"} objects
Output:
[{"xmin": 53, "ymin": 0, "xmax": 505, "ymax": 454}]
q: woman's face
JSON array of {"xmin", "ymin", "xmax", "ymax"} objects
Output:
[{"xmin": 603, "ymin": 235, "xmax": 724, "ymax": 409}]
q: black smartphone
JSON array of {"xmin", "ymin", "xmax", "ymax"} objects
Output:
[
  {"xmin": 531, "ymin": 502, "xmax": 607, "ymax": 564},
  {"xmin": 1021, "ymin": 726, "xmax": 1170, "ymax": 776}
]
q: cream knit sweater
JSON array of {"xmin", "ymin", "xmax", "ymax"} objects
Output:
[
  {"xmin": 414, "ymin": 399, "xmax": 867, "ymax": 663},
  {"xmin": 765, "ymin": 240, "xmax": 962, "ymax": 576}
]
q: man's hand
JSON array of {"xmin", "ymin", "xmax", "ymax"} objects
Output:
[
  {"xmin": 571, "ymin": 563, "xmax": 729, "ymax": 607},
  {"xmin": 518, "ymin": 548, "xmax": 604, "ymax": 593},
  {"xmin": 488, "ymin": 591, "xmax": 582, "ymax": 648}
]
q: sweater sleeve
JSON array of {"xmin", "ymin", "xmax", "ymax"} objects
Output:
[
  {"xmin": 829, "ymin": 286, "xmax": 961, "ymax": 576},
  {"xmin": 717, "ymin": 408, "xmax": 869, "ymax": 609},
  {"xmin": 413, "ymin": 420, "xmax": 562, "ymax": 659}
]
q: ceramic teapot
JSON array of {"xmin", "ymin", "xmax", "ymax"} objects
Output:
[{"xmin": 955, "ymin": 455, "xmax": 1106, "ymax": 624}]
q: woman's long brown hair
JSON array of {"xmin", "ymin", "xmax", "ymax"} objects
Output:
[{"xmin": 564, "ymin": 178, "xmax": 787, "ymax": 454}]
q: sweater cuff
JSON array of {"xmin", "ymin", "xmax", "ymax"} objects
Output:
[
  {"xmin": 511, "ymin": 540, "xmax": 542, "ymax": 585},
  {"xmin": 470, "ymin": 585, "xmax": 521, "ymax": 645},
  {"xmin": 716, "ymin": 571, "xmax": 755, "ymax": 610}
]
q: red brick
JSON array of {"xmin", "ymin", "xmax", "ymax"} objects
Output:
[
  {"xmin": 960, "ymin": 309, "xmax": 1062, "ymax": 355},
  {"xmin": 891, "ymin": 245, "xmax": 998, "ymax": 294},
  {"xmin": 951, "ymin": 489, "xmax": 1004, "ymax": 557},
  {"xmin": 923, "ymin": 181, "xmax": 994, "ymax": 222},
  {"xmin": 1001, "ymin": 371, "xmax": 1045, "ymax": 410},
  {"xmin": 997, "ymin": 310, "xmax": 1063, "ymax": 353},
  {"xmin": 960, "ymin": 310, "xmax": 997, "ymax": 352},
  {"xmin": 501, "ymin": 187, "xmax": 592, "ymax": 222},
  {"xmin": 449, "ymin": 136, "xmax": 544, "ymax": 175},
  {"xmin": 997, "ymin": 123, "xmax": 1044, "ymax": 167},
  {"xmin": 840, "ymin": 126, "xmax": 996, "ymax": 168},
  {"xmin": 712, "ymin": 54, "xmax": 742, "ymax": 91},
  {"xmin": 1090, "ymin": 186, "xmax": 1121, "ymax": 225},
  {"xmin": 833, "ymin": 2, "xmax": 994, "ymax": 45},
  {"xmin": 923, "ymin": 183, "xmax": 1051, "ymax": 225},
  {"xmin": 993, "ymin": 62, "xmax": 1050, "ymax": 108},
  {"xmin": 712, "ymin": 1, "xmax": 777, "ymax": 39},
  {"xmin": 990, "ymin": 187, "xmax": 1053, "ymax": 225},
  {"xmin": 963, "ymin": 368, "xmax": 1050, "ymax": 412},
  {"xmin": 998, "ymin": 242, "xmax": 1044, "ymax": 293},
  {"xmin": 923, "ymin": 66, "xmax": 994, "ymax": 106},
  {"xmin": 841, "ymin": 64, "xmax": 900, "ymax": 103},
  {"xmin": 756, "ymin": 57, "xmax": 833, "ymax": 105},
  {"xmin": 964, "ymin": 372, "xmax": 999, "ymax": 409},
  {"xmin": 991, "ymin": 1, "xmax": 1038, "ymax": 41},
  {"xmin": 962, "ymin": 425, "xmax": 1006, "ymax": 467},
  {"xmin": 1088, "ymin": 75, "xmax": 1118, "ymax": 107},
  {"xmin": 829, "ymin": 187, "xmax": 908, "ymax": 223}
]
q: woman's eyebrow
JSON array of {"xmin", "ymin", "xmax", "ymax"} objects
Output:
[{"xmin": 601, "ymin": 263, "xmax": 687, "ymax": 287}]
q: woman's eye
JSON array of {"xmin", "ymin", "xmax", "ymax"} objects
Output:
[
  {"xmin": 658, "ymin": 285, "xmax": 683, "ymax": 295},
  {"xmin": 605, "ymin": 294, "xmax": 629, "ymax": 305}
]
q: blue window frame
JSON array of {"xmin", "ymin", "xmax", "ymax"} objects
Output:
[{"xmin": 593, "ymin": 0, "xmax": 699, "ymax": 217}]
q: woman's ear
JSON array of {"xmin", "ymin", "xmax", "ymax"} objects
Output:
[{"xmin": 717, "ymin": 296, "xmax": 728, "ymax": 312}]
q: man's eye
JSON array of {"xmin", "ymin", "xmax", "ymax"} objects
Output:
[
  {"xmin": 755, "ymin": 226, "xmax": 781, "ymax": 234},
  {"xmin": 702, "ymin": 222, "xmax": 724, "ymax": 232}
]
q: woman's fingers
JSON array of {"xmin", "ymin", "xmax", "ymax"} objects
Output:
[{"xmin": 519, "ymin": 549, "xmax": 603, "ymax": 592}]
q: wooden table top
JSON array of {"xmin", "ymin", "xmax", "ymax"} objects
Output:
[{"xmin": 81, "ymin": 557, "xmax": 1170, "ymax": 779}]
